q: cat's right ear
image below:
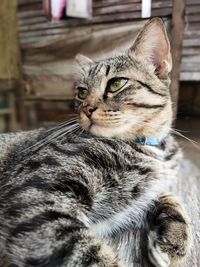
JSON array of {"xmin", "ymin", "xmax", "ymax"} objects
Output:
[
  {"xmin": 75, "ymin": 54, "xmax": 93, "ymax": 68},
  {"xmin": 128, "ymin": 18, "xmax": 172, "ymax": 79}
]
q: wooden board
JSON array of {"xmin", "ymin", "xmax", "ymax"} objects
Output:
[
  {"xmin": 179, "ymin": 0, "xmax": 200, "ymax": 80},
  {"xmin": 17, "ymin": 0, "xmax": 173, "ymax": 46},
  {"xmin": 16, "ymin": 0, "xmax": 200, "ymax": 86},
  {"xmin": 20, "ymin": 20, "xmax": 148, "ymax": 98},
  {"xmin": 0, "ymin": 0, "xmax": 21, "ymax": 81},
  {"xmin": 170, "ymin": 0, "xmax": 186, "ymax": 118}
]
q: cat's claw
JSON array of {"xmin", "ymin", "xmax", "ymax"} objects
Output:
[
  {"xmin": 147, "ymin": 194, "xmax": 192, "ymax": 267},
  {"xmin": 148, "ymin": 230, "xmax": 170, "ymax": 267}
]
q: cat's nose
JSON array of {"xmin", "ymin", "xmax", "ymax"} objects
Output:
[{"xmin": 82, "ymin": 105, "xmax": 97, "ymax": 118}]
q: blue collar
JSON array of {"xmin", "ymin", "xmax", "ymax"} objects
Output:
[{"xmin": 135, "ymin": 136, "xmax": 162, "ymax": 146}]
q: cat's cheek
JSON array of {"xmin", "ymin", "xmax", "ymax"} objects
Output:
[{"xmin": 79, "ymin": 113, "xmax": 91, "ymax": 131}]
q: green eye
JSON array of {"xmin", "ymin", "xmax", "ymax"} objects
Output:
[
  {"xmin": 77, "ymin": 87, "xmax": 88, "ymax": 100},
  {"xmin": 108, "ymin": 78, "xmax": 128, "ymax": 92}
]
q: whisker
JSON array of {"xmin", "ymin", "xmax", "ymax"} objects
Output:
[
  {"xmin": 172, "ymin": 127, "xmax": 190, "ymax": 133},
  {"xmin": 38, "ymin": 124, "xmax": 79, "ymax": 146},
  {"xmin": 45, "ymin": 117, "xmax": 78, "ymax": 133},
  {"xmin": 170, "ymin": 129, "xmax": 200, "ymax": 150},
  {"xmin": 52, "ymin": 125, "xmax": 80, "ymax": 142},
  {"xmin": 23, "ymin": 122, "xmax": 79, "ymax": 152}
]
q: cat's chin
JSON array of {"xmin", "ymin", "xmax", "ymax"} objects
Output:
[{"xmin": 87, "ymin": 123, "xmax": 133, "ymax": 139}]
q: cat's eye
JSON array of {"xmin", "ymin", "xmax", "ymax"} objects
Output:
[
  {"xmin": 77, "ymin": 87, "xmax": 88, "ymax": 100},
  {"xmin": 107, "ymin": 78, "xmax": 128, "ymax": 93}
]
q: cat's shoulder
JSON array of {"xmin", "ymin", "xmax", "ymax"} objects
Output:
[{"xmin": 0, "ymin": 129, "xmax": 42, "ymax": 166}]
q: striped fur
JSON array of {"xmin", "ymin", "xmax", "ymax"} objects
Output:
[{"xmin": 0, "ymin": 18, "xmax": 192, "ymax": 267}]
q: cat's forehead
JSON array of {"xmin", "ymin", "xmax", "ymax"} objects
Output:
[
  {"xmin": 91, "ymin": 55, "xmax": 132, "ymax": 76},
  {"xmin": 85, "ymin": 55, "xmax": 135, "ymax": 84}
]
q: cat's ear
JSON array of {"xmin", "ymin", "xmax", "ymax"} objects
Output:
[
  {"xmin": 129, "ymin": 18, "xmax": 172, "ymax": 79},
  {"xmin": 75, "ymin": 54, "xmax": 93, "ymax": 68}
]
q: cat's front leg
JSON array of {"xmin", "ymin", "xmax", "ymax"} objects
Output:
[{"xmin": 147, "ymin": 194, "xmax": 192, "ymax": 267}]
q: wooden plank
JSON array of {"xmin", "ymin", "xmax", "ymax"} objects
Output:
[
  {"xmin": 18, "ymin": 16, "xmax": 47, "ymax": 26},
  {"xmin": 18, "ymin": 0, "xmax": 41, "ymax": 5},
  {"xmin": 0, "ymin": 109, "xmax": 11, "ymax": 115},
  {"xmin": 17, "ymin": 9, "xmax": 45, "ymax": 19},
  {"xmin": 182, "ymin": 47, "xmax": 200, "ymax": 56},
  {"xmin": 181, "ymin": 63, "xmax": 200, "ymax": 71},
  {"xmin": 18, "ymin": 2, "xmax": 42, "ymax": 12},
  {"xmin": 186, "ymin": 14, "xmax": 200, "ymax": 22},
  {"xmin": 24, "ymin": 95, "xmax": 73, "ymax": 101},
  {"xmin": 186, "ymin": 0, "xmax": 200, "ymax": 4},
  {"xmin": 186, "ymin": 4, "xmax": 200, "ymax": 14},
  {"xmin": 93, "ymin": 0, "xmax": 140, "ymax": 8},
  {"xmin": 93, "ymin": 4, "xmax": 141, "ymax": 16},
  {"xmin": 184, "ymin": 31, "xmax": 200, "ymax": 38},
  {"xmin": 180, "ymin": 72, "xmax": 200, "ymax": 81},
  {"xmin": 187, "ymin": 22, "xmax": 200, "ymax": 31},
  {"xmin": 151, "ymin": 7, "xmax": 172, "ymax": 16},
  {"xmin": 182, "ymin": 55, "xmax": 200, "ymax": 63},
  {"xmin": 18, "ymin": 19, "xmax": 86, "ymax": 32},
  {"xmin": 151, "ymin": 1, "xmax": 172, "ymax": 8},
  {"xmin": 170, "ymin": 0, "xmax": 186, "ymax": 120},
  {"xmin": 21, "ymin": 21, "xmax": 146, "ymax": 62},
  {"xmin": 0, "ymin": 0, "xmax": 21, "ymax": 81},
  {"xmin": 183, "ymin": 38, "xmax": 200, "ymax": 47},
  {"xmin": 0, "ymin": 0, "xmax": 24, "ymax": 131},
  {"xmin": 16, "ymin": 0, "xmax": 173, "ymax": 39}
]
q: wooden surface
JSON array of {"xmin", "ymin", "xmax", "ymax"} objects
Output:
[
  {"xmin": 181, "ymin": 0, "xmax": 200, "ymax": 81},
  {"xmin": 170, "ymin": 0, "xmax": 186, "ymax": 119},
  {"xmin": 16, "ymin": 0, "xmax": 200, "ymax": 82},
  {"xmin": 16, "ymin": 0, "xmax": 173, "ymax": 100},
  {"xmin": 0, "ymin": 133, "xmax": 199, "ymax": 266},
  {"xmin": 0, "ymin": 0, "xmax": 22, "ymax": 131},
  {"xmin": 170, "ymin": 160, "xmax": 200, "ymax": 267},
  {"xmin": 20, "ymin": 20, "xmax": 149, "ymax": 98},
  {"xmin": 0, "ymin": 0, "xmax": 21, "ymax": 81},
  {"xmin": 17, "ymin": 0, "xmax": 172, "ymax": 46}
]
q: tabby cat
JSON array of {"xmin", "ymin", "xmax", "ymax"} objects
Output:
[{"xmin": 0, "ymin": 18, "xmax": 192, "ymax": 267}]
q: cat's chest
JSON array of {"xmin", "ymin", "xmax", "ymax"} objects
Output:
[{"xmin": 82, "ymin": 145, "xmax": 178, "ymax": 236}]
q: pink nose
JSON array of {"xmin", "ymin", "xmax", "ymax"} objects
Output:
[{"xmin": 82, "ymin": 105, "xmax": 97, "ymax": 118}]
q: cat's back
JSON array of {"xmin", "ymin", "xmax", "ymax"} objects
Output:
[{"xmin": 0, "ymin": 130, "xmax": 41, "ymax": 159}]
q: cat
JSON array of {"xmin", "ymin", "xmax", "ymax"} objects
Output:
[{"xmin": 0, "ymin": 18, "xmax": 192, "ymax": 267}]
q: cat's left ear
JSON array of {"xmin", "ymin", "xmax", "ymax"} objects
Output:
[
  {"xmin": 75, "ymin": 54, "xmax": 93, "ymax": 68},
  {"xmin": 129, "ymin": 18, "xmax": 172, "ymax": 79}
]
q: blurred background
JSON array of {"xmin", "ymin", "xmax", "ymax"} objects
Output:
[{"xmin": 0, "ymin": 0, "xmax": 199, "ymax": 164}]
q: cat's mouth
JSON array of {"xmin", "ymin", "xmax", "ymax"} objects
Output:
[
  {"xmin": 80, "ymin": 115, "xmax": 113, "ymax": 136},
  {"xmin": 80, "ymin": 110, "xmax": 135, "ymax": 138}
]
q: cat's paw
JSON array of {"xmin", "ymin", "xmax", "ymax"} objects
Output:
[
  {"xmin": 148, "ymin": 230, "xmax": 170, "ymax": 267},
  {"xmin": 147, "ymin": 194, "xmax": 192, "ymax": 267}
]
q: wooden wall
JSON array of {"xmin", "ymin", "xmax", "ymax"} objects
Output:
[
  {"xmin": 17, "ymin": 0, "xmax": 172, "ymax": 101},
  {"xmin": 16, "ymin": 0, "xmax": 200, "ymax": 125},
  {"xmin": 181, "ymin": 0, "xmax": 200, "ymax": 81},
  {"xmin": 0, "ymin": 0, "xmax": 21, "ymax": 82},
  {"xmin": 0, "ymin": 0, "xmax": 21, "ymax": 132}
]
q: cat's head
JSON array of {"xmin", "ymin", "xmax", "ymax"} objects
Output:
[{"xmin": 74, "ymin": 18, "xmax": 173, "ymax": 140}]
